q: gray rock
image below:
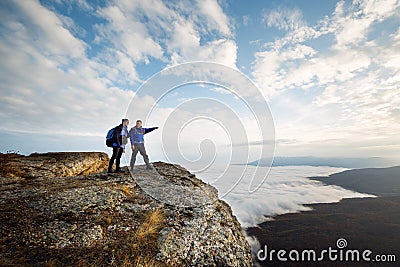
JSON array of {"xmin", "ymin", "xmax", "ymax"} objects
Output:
[
  {"xmin": 0, "ymin": 152, "xmax": 109, "ymax": 179},
  {"xmin": 0, "ymin": 153, "xmax": 252, "ymax": 266},
  {"xmin": 157, "ymin": 202, "xmax": 252, "ymax": 266}
]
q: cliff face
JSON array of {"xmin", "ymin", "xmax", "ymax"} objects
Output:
[{"xmin": 0, "ymin": 152, "xmax": 252, "ymax": 266}]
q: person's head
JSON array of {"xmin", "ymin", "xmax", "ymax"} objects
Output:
[
  {"xmin": 122, "ymin": 119, "xmax": 129, "ymax": 127},
  {"xmin": 136, "ymin": 120, "xmax": 142, "ymax": 127}
]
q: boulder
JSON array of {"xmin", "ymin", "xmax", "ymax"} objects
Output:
[{"xmin": 0, "ymin": 152, "xmax": 109, "ymax": 179}]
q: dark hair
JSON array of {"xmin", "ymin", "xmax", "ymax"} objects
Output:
[{"xmin": 136, "ymin": 120, "xmax": 142, "ymax": 123}]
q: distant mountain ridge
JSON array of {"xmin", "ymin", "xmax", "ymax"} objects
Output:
[
  {"xmin": 311, "ymin": 165, "xmax": 400, "ymax": 196},
  {"xmin": 247, "ymin": 165, "xmax": 400, "ymax": 266},
  {"xmin": 249, "ymin": 156, "xmax": 398, "ymax": 168}
]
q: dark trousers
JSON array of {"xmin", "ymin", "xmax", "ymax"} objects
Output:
[
  {"xmin": 130, "ymin": 143, "xmax": 150, "ymax": 168},
  {"xmin": 108, "ymin": 147, "xmax": 123, "ymax": 172}
]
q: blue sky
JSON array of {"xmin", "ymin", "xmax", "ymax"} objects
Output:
[{"xmin": 0, "ymin": 0, "xmax": 399, "ymax": 163}]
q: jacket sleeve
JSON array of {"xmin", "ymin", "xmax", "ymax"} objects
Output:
[
  {"xmin": 128, "ymin": 128, "xmax": 134, "ymax": 144},
  {"xmin": 144, "ymin": 127, "xmax": 157, "ymax": 134},
  {"xmin": 116, "ymin": 128, "xmax": 122, "ymax": 146}
]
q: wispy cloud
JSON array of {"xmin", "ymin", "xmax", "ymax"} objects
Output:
[
  {"xmin": 242, "ymin": 15, "xmax": 250, "ymax": 26},
  {"xmin": 0, "ymin": 0, "xmax": 134, "ymax": 138},
  {"xmin": 263, "ymin": 7, "xmax": 305, "ymax": 31},
  {"xmin": 94, "ymin": 0, "xmax": 237, "ymax": 69},
  {"xmin": 0, "ymin": 0, "xmax": 398, "ymax": 161},
  {"xmin": 0, "ymin": 0, "xmax": 237, "ymax": 152},
  {"xmin": 252, "ymin": 0, "xmax": 400, "ymax": 159}
]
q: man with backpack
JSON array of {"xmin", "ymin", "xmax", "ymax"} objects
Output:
[
  {"xmin": 129, "ymin": 120, "xmax": 158, "ymax": 170},
  {"xmin": 107, "ymin": 119, "xmax": 129, "ymax": 173}
]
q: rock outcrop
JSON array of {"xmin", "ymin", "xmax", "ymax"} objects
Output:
[
  {"xmin": 0, "ymin": 152, "xmax": 252, "ymax": 266},
  {"xmin": 0, "ymin": 152, "xmax": 109, "ymax": 179}
]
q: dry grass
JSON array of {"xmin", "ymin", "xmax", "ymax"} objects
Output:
[
  {"xmin": 136, "ymin": 208, "xmax": 164, "ymax": 241},
  {"xmin": 0, "ymin": 163, "xmax": 25, "ymax": 178},
  {"xmin": 114, "ymin": 184, "xmax": 133, "ymax": 197},
  {"xmin": 105, "ymin": 216, "xmax": 112, "ymax": 226},
  {"xmin": 114, "ymin": 208, "xmax": 166, "ymax": 267},
  {"xmin": 43, "ymin": 259, "xmax": 58, "ymax": 267},
  {"xmin": 35, "ymin": 209, "xmax": 166, "ymax": 266},
  {"xmin": 216, "ymin": 203, "xmax": 223, "ymax": 212}
]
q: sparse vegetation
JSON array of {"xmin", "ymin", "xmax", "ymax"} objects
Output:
[
  {"xmin": 105, "ymin": 216, "xmax": 112, "ymax": 226},
  {"xmin": 216, "ymin": 203, "xmax": 223, "ymax": 212},
  {"xmin": 1, "ymin": 155, "xmax": 251, "ymax": 266},
  {"xmin": 0, "ymin": 153, "xmax": 25, "ymax": 177},
  {"xmin": 115, "ymin": 184, "xmax": 133, "ymax": 197},
  {"xmin": 43, "ymin": 259, "xmax": 58, "ymax": 267},
  {"xmin": 113, "ymin": 208, "xmax": 167, "ymax": 267}
]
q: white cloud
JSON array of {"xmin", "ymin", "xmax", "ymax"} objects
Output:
[
  {"xmin": 0, "ymin": 1, "xmax": 134, "ymax": 139},
  {"xmin": 0, "ymin": 0, "xmax": 238, "ymax": 154},
  {"xmin": 95, "ymin": 4, "xmax": 164, "ymax": 63},
  {"xmin": 196, "ymin": 165, "xmax": 373, "ymax": 227},
  {"xmin": 263, "ymin": 7, "xmax": 305, "ymax": 31},
  {"xmin": 2, "ymin": 0, "xmax": 397, "ymax": 162},
  {"xmin": 330, "ymin": 0, "xmax": 400, "ymax": 48},
  {"xmin": 55, "ymin": 0, "xmax": 94, "ymax": 12},
  {"xmin": 11, "ymin": 0, "xmax": 87, "ymax": 59},
  {"xmin": 169, "ymin": 38, "xmax": 237, "ymax": 67},
  {"xmin": 210, "ymin": 87, "xmax": 232, "ymax": 94},
  {"xmin": 252, "ymin": 44, "xmax": 317, "ymax": 97},
  {"xmin": 168, "ymin": 20, "xmax": 200, "ymax": 53},
  {"xmin": 196, "ymin": 0, "xmax": 232, "ymax": 36},
  {"xmin": 242, "ymin": 15, "xmax": 250, "ymax": 26},
  {"xmin": 94, "ymin": 0, "xmax": 237, "ymax": 70},
  {"xmin": 251, "ymin": 0, "xmax": 400, "ymax": 158}
]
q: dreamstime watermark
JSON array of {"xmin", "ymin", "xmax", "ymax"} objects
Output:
[
  {"xmin": 123, "ymin": 62, "xmax": 275, "ymax": 207},
  {"xmin": 257, "ymin": 238, "xmax": 397, "ymax": 263}
]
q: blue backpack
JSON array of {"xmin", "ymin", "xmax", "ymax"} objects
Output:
[{"xmin": 106, "ymin": 127, "xmax": 117, "ymax": 147}]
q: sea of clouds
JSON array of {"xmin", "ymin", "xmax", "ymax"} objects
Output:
[{"xmin": 191, "ymin": 164, "xmax": 374, "ymax": 227}]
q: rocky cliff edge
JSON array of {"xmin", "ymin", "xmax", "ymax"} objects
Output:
[{"xmin": 0, "ymin": 152, "xmax": 252, "ymax": 266}]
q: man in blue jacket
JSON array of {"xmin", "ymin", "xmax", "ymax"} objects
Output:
[{"xmin": 129, "ymin": 120, "xmax": 158, "ymax": 170}]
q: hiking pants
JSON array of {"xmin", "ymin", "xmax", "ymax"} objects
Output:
[
  {"xmin": 108, "ymin": 147, "xmax": 123, "ymax": 171},
  {"xmin": 130, "ymin": 143, "xmax": 150, "ymax": 167}
]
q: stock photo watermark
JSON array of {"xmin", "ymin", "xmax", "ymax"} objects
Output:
[
  {"xmin": 257, "ymin": 238, "xmax": 397, "ymax": 263},
  {"xmin": 124, "ymin": 61, "xmax": 275, "ymax": 207}
]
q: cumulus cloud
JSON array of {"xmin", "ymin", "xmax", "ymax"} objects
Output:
[
  {"xmin": 253, "ymin": 0, "xmax": 400, "ymax": 93},
  {"xmin": 94, "ymin": 0, "xmax": 237, "ymax": 68},
  {"xmin": 252, "ymin": 0, "xmax": 400, "ymax": 159},
  {"xmin": 10, "ymin": 0, "xmax": 87, "ymax": 59},
  {"xmin": 0, "ymin": 1, "xmax": 133, "ymax": 140},
  {"xmin": 196, "ymin": 0, "xmax": 232, "ymax": 36},
  {"xmin": 0, "ymin": 0, "xmax": 238, "ymax": 154},
  {"xmin": 95, "ymin": 4, "xmax": 164, "ymax": 63}
]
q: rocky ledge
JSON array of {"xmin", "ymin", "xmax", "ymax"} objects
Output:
[{"xmin": 0, "ymin": 152, "xmax": 252, "ymax": 266}]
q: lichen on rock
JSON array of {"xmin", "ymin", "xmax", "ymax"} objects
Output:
[
  {"xmin": 0, "ymin": 152, "xmax": 109, "ymax": 179},
  {"xmin": 0, "ymin": 152, "xmax": 252, "ymax": 266},
  {"xmin": 157, "ymin": 202, "xmax": 252, "ymax": 266}
]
